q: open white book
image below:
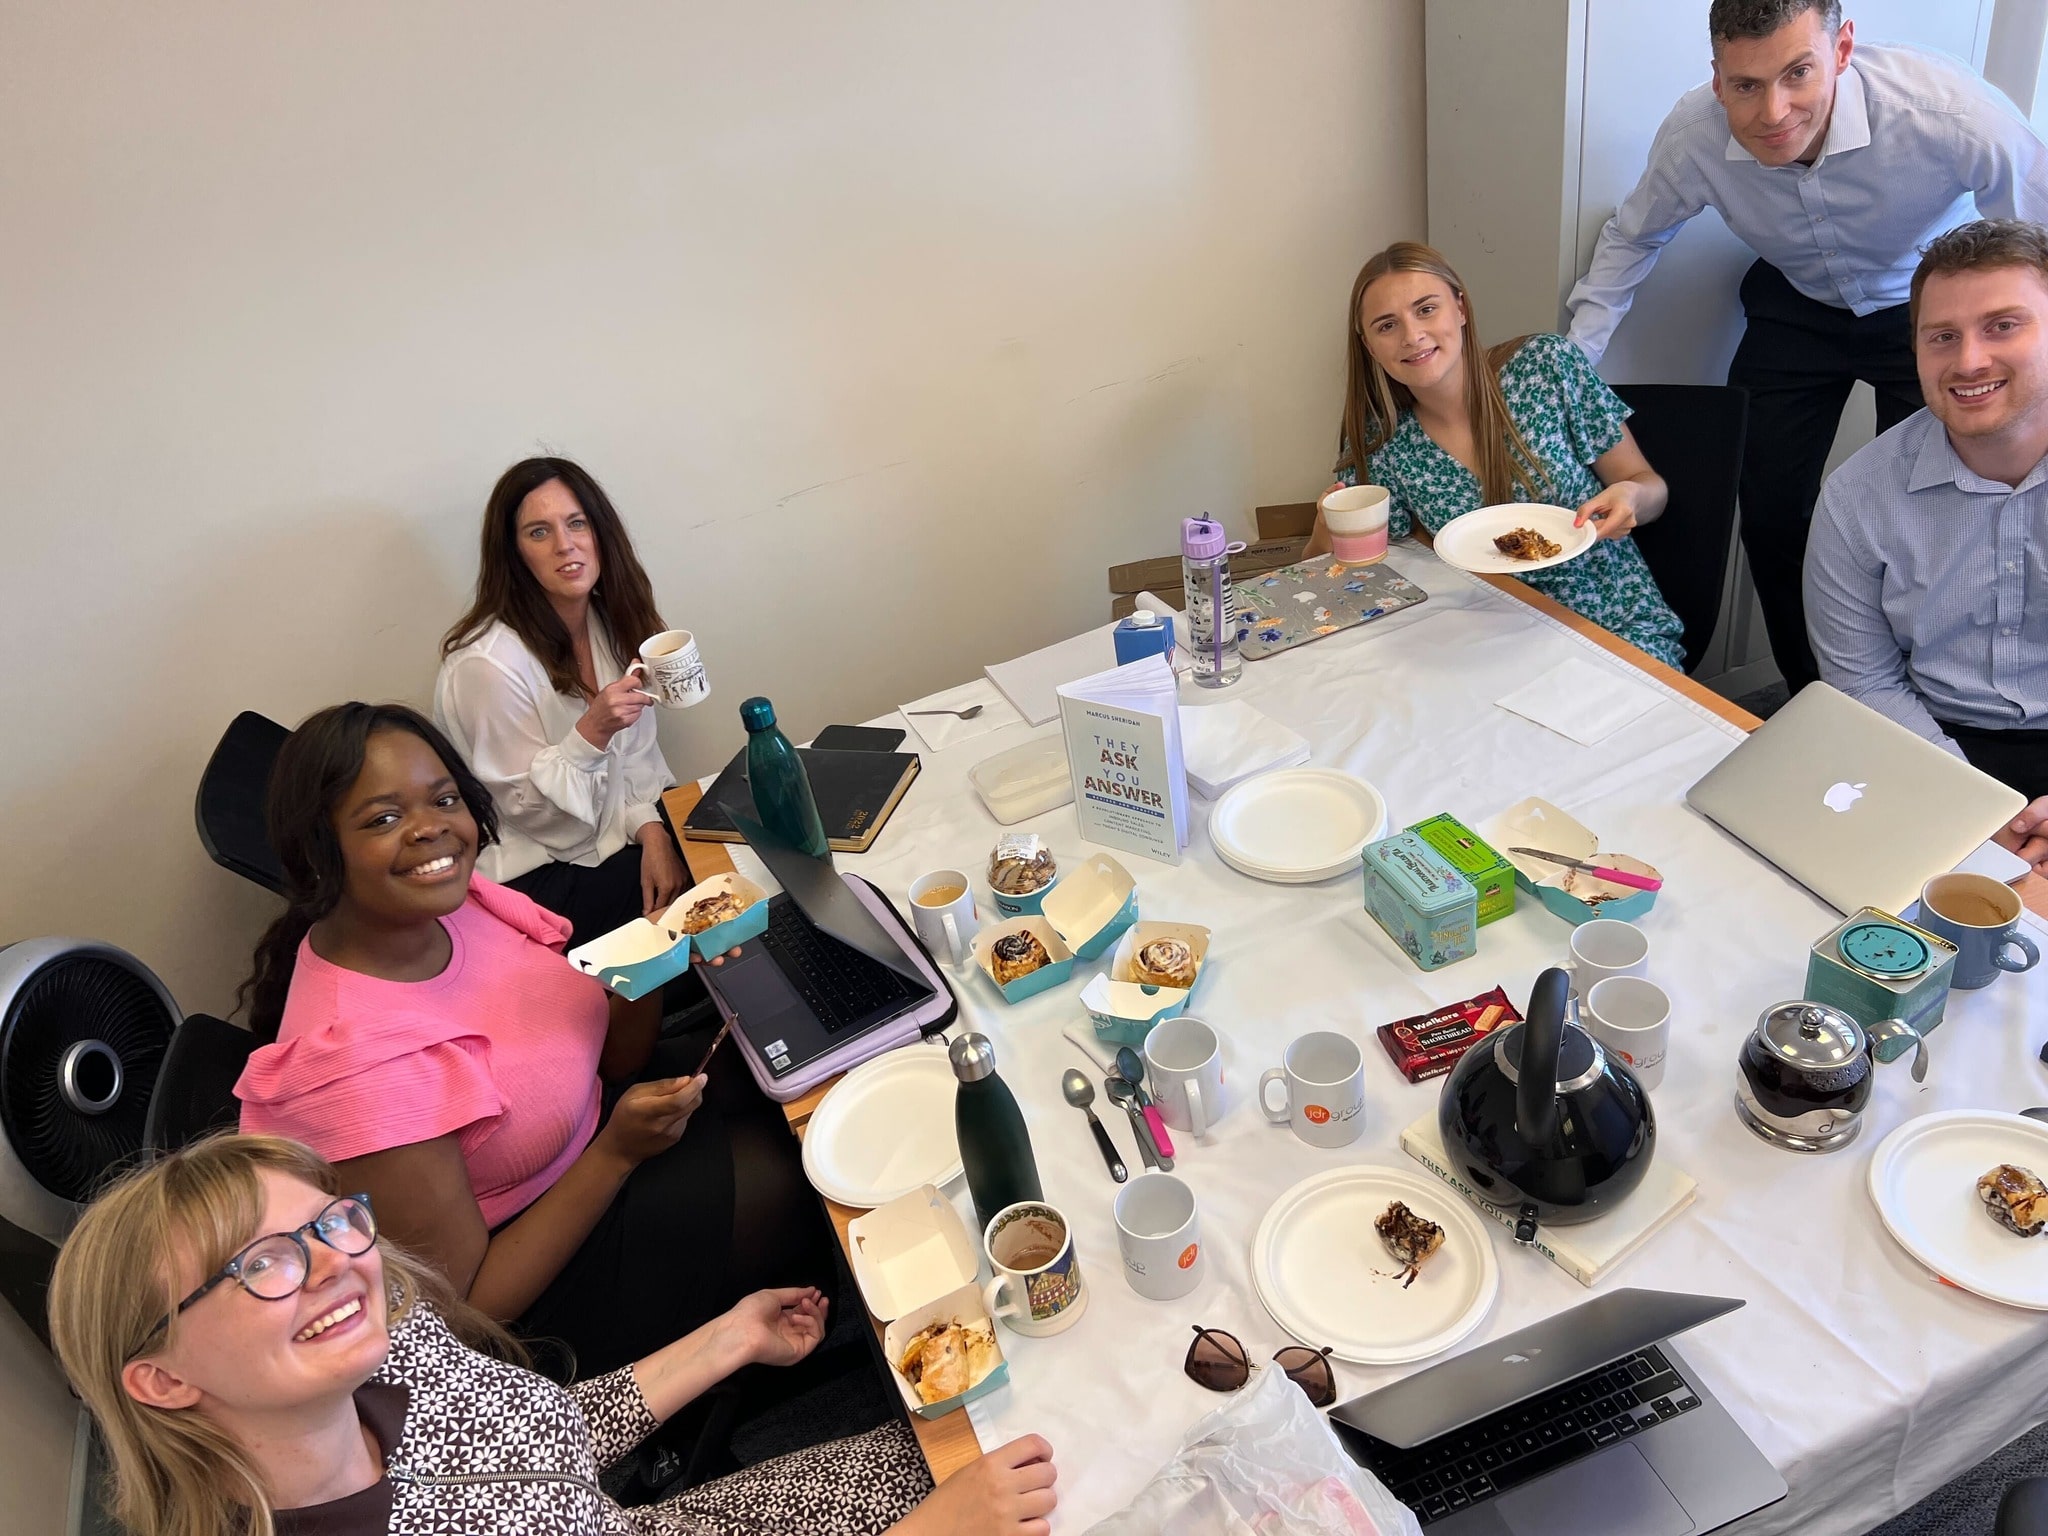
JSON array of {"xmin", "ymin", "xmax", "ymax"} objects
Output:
[
  {"xmin": 1056, "ymin": 654, "xmax": 1189, "ymax": 865},
  {"xmin": 1401, "ymin": 1111, "xmax": 1697, "ymax": 1287}
]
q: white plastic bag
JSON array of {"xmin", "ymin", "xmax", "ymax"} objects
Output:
[{"xmin": 1084, "ymin": 1366, "xmax": 1424, "ymax": 1536}]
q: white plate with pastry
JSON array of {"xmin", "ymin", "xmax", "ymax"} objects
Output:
[
  {"xmin": 1868, "ymin": 1109, "xmax": 2048, "ymax": 1309},
  {"xmin": 1432, "ymin": 503, "xmax": 1596, "ymax": 576},
  {"xmin": 1251, "ymin": 1164, "xmax": 1499, "ymax": 1364},
  {"xmin": 801, "ymin": 1044, "xmax": 963, "ymax": 1209},
  {"xmin": 1208, "ymin": 769, "xmax": 1387, "ymax": 883}
]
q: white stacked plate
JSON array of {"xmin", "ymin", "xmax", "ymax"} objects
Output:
[
  {"xmin": 1868, "ymin": 1110, "xmax": 2048, "ymax": 1309},
  {"xmin": 1251, "ymin": 1165, "xmax": 1499, "ymax": 1364},
  {"xmin": 1208, "ymin": 768, "xmax": 1387, "ymax": 883},
  {"xmin": 800, "ymin": 1044, "xmax": 962, "ymax": 1208},
  {"xmin": 1432, "ymin": 502, "xmax": 1596, "ymax": 575}
]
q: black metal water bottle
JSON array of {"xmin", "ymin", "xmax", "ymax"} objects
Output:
[{"xmin": 950, "ymin": 1032, "xmax": 1043, "ymax": 1234}]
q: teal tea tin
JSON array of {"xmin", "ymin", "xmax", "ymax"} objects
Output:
[
  {"xmin": 1362, "ymin": 832, "xmax": 1479, "ymax": 971},
  {"xmin": 1804, "ymin": 907, "xmax": 1958, "ymax": 1042}
]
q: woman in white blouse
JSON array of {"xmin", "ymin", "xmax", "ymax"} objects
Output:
[{"xmin": 435, "ymin": 457, "xmax": 690, "ymax": 942}]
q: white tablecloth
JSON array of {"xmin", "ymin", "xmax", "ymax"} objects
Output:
[{"xmin": 744, "ymin": 545, "xmax": 2048, "ymax": 1535}]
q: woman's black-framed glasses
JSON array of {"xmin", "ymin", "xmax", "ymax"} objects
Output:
[
  {"xmin": 1184, "ymin": 1325, "xmax": 1337, "ymax": 1408},
  {"xmin": 147, "ymin": 1194, "xmax": 378, "ymax": 1342}
]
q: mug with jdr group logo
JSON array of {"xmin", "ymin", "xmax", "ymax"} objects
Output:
[{"xmin": 1259, "ymin": 1031, "xmax": 1365, "ymax": 1148}]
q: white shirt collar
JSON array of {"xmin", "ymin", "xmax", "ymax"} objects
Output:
[{"xmin": 1724, "ymin": 60, "xmax": 1870, "ymax": 163}]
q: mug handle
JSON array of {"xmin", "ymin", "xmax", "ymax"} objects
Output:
[
  {"xmin": 1183, "ymin": 1078, "xmax": 1209, "ymax": 1139},
  {"xmin": 622, "ymin": 659, "xmax": 661, "ymax": 704},
  {"xmin": 1257, "ymin": 1067, "xmax": 1291, "ymax": 1125},
  {"xmin": 941, "ymin": 912, "xmax": 964, "ymax": 968},
  {"xmin": 1998, "ymin": 929, "xmax": 2042, "ymax": 973},
  {"xmin": 982, "ymin": 1274, "xmax": 1022, "ymax": 1320}
]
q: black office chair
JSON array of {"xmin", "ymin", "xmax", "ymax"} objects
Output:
[
  {"xmin": 1612, "ymin": 384, "xmax": 1749, "ymax": 675},
  {"xmin": 195, "ymin": 711, "xmax": 291, "ymax": 895},
  {"xmin": 143, "ymin": 1012, "xmax": 258, "ymax": 1153}
]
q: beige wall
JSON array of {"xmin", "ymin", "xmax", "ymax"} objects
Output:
[{"xmin": 0, "ymin": 2, "xmax": 1424, "ymax": 1020}]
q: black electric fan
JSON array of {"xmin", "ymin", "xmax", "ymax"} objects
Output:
[{"xmin": 0, "ymin": 939, "xmax": 177, "ymax": 1243}]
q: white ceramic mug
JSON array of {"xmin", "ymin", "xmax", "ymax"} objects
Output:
[
  {"xmin": 1318, "ymin": 484, "xmax": 1392, "ymax": 564},
  {"xmin": 982, "ymin": 1201, "xmax": 1087, "ymax": 1337},
  {"xmin": 1113, "ymin": 1172, "xmax": 1203, "ymax": 1301},
  {"xmin": 1143, "ymin": 1016, "xmax": 1225, "ymax": 1137},
  {"xmin": 1258, "ymin": 1031, "xmax": 1366, "ymax": 1149},
  {"xmin": 1568, "ymin": 919, "xmax": 1649, "ymax": 998},
  {"xmin": 908, "ymin": 869, "xmax": 978, "ymax": 968},
  {"xmin": 1584, "ymin": 975, "xmax": 1672, "ymax": 1090},
  {"xmin": 634, "ymin": 629, "xmax": 709, "ymax": 708}
]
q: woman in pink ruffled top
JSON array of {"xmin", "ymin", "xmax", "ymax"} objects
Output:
[{"xmin": 235, "ymin": 703, "xmax": 827, "ymax": 1379}]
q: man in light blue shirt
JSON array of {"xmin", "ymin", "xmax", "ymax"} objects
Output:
[
  {"xmin": 1566, "ymin": 0, "xmax": 2048, "ymax": 695},
  {"xmin": 1806, "ymin": 219, "xmax": 2048, "ymax": 869}
]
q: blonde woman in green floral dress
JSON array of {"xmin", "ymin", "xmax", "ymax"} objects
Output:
[{"xmin": 1307, "ymin": 242, "xmax": 1687, "ymax": 669}]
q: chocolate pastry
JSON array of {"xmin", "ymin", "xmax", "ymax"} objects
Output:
[
  {"xmin": 1493, "ymin": 527, "xmax": 1563, "ymax": 561},
  {"xmin": 990, "ymin": 930, "xmax": 1050, "ymax": 986},
  {"xmin": 1131, "ymin": 936, "xmax": 1197, "ymax": 989},
  {"xmin": 1375, "ymin": 1200, "xmax": 1446, "ymax": 1287},
  {"xmin": 1979, "ymin": 1163, "xmax": 2048, "ymax": 1237},
  {"xmin": 680, "ymin": 890, "xmax": 749, "ymax": 935}
]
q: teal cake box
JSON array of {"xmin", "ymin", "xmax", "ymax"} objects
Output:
[
  {"xmin": 1362, "ymin": 831, "xmax": 1478, "ymax": 971},
  {"xmin": 565, "ymin": 872, "xmax": 769, "ymax": 1000}
]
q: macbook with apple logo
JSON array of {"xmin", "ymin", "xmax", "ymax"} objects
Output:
[{"xmin": 1685, "ymin": 683, "xmax": 2025, "ymax": 915}]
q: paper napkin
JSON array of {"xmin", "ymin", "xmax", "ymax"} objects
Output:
[
  {"xmin": 1495, "ymin": 657, "xmax": 1664, "ymax": 747},
  {"xmin": 897, "ymin": 678, "xmax": 1019, "ymax": 752},
  {"xmin": 1176, "ymin": 701, "xmax": 1312, "ymax": 799}
]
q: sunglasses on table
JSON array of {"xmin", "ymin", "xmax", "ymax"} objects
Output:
[
  {"xmin": 142, "ymin": 1193, "xmax": 379, "ymax": 1346},
  {"xmin": 1184, "ymin": 1325, "xmax": 1337, "ymax": 1408}
]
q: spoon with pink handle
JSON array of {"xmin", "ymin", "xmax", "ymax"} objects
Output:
[{"xmin": 1509, "ymin": 846, "xmax": 1664, "ymax": 893}]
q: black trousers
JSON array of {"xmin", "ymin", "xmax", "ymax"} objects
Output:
[
  {"xmin": 1728, "ymin": 260, "xmax": 1924, "ymax": 692},
  {"xmin": 512, "ymin": 1030, "xmax": 835, "ymax": 1381},
  {"xmin": 1938, "ymin": 721, "xmax": 2048, "ymax": 803}
]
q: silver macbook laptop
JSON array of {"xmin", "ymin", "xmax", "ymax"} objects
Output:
[
  {"xmin": 1330, "ymin": 1289, "xmax": 1785, "ymax": 1534},
  {"xmin": 1685, "ymin": 683, "xmax": 2025, "ymax": 915}
]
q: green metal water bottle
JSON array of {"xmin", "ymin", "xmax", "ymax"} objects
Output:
[
  {"xmin": 951, "ymin": 1032, "xmax": 1043, "ymax": 1233},
  {"xmin": 739, "ymin": 697, "xmax": 829, "ymax": 858}
]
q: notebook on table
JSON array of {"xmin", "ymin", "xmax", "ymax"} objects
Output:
[{"xmin": 681, "ymin": 746, "xmax": 920, "ymax": 854}]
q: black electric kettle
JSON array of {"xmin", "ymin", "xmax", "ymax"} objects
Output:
[{"xmin": 1437, "ymin": 967, "xmax": 1655, "ymax": 1242}]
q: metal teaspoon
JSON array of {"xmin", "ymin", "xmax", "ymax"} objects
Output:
[{"xmin": 1061, "ymin": 1069, "xmax": 1127, "ymax": 1182}]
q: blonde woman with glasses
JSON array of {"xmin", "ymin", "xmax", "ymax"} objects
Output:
[{"xmin": 48, "ymin": 1135, "xmax": 1058, "ymax": 1536}]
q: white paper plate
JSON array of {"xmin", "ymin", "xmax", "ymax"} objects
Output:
[
  {"xmin": 1208, "ymin": 769, "xmax": 1388, "ymax": 884},
  {"xmin": 1868, "ymin": 1110, "xmax": 2048, "ymax": 1309},
  {"xmin": 801, "ymin": 1045, "xmax": 963, "ymax": 1209},
  {"xmin": 1432, "ymin": 503, "xmax": 1596, "ymax": 576},
  {"xmin": 1251, "ymin": 1164, "xmax": 1499, "ymax": 1364}
]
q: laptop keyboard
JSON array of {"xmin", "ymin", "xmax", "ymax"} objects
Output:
[
  {"xmin": 1336, "ymin": 1346, "xmax": 1703, "ymax": 1526},
  {"xmin": 761, "ymin": 900, "xmax": 923, "ymax": 1033}
]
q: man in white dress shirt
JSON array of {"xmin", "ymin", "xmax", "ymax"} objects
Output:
[{"xmin": 1565, "ymin": 0, "xmax": 2048, "ymax": 694}]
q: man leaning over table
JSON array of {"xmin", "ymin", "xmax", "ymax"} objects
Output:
[
  {"xmin": 1564, "ymin": 0, "xmax": 2048, "ymax": 695},
  {"xmin": 1805, "ymin": 219, "xmax": 2048, "ymax": 876}
]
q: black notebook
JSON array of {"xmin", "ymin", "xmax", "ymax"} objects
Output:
[{"xmin": 681, "ymin": 747, "xmax": 921, "ymax": 854}]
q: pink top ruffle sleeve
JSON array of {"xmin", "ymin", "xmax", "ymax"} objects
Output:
[{"xmin": 236, "ymin": 877, "xmax": 609, "ymax": 1228}]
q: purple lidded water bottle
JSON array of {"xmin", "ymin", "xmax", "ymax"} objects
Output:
[{"xmin": 1181, "ymin": 517, "xmax": 1245, "ymax": 688}]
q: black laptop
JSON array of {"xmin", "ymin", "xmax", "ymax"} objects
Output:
[{"xmin": 693, "ymin": 807, "xmax": 940, "ymax": 1081}]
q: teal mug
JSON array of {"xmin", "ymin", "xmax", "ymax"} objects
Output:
[{"xmin": 1916, "ymin": 874, "xmax": 2041, "ymax": 991}]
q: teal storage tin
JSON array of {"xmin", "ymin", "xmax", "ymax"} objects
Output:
[{"xmin": 1362, "ymin": 832, "xmax": 1479, "ymax": 971}]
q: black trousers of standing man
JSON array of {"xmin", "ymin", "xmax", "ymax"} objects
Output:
[{"xmin": 1727, "ymin": 259, "xmax": 1925, "ymax": 692}]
